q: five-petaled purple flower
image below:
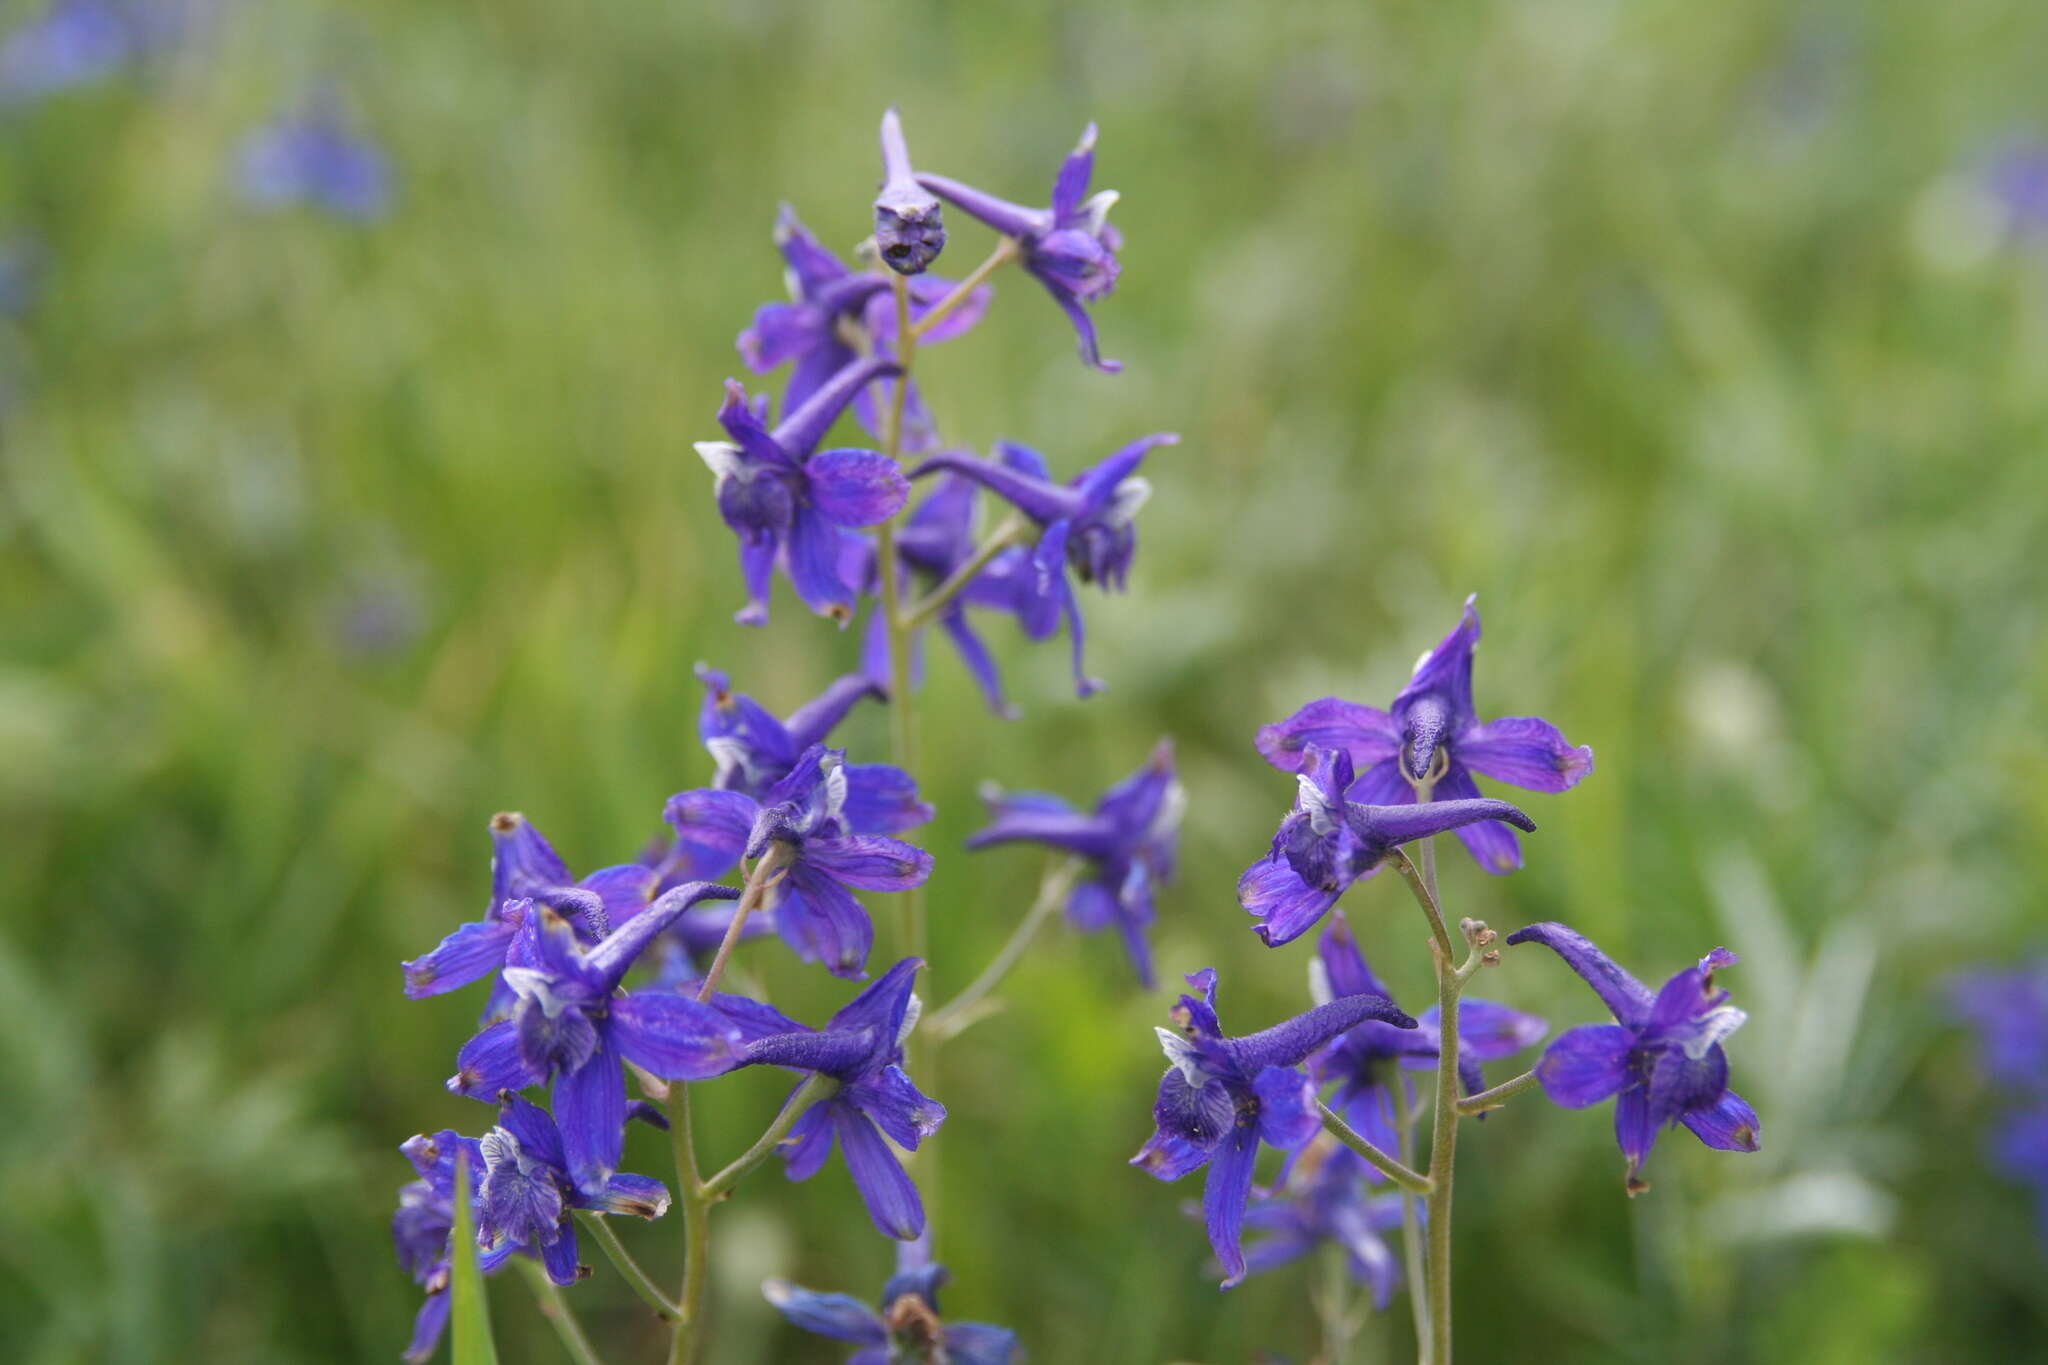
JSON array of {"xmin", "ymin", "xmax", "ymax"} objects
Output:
[
  {"xmin": 1238, "ymin": 742, "xmax": 1536, "ymax": 947},
  {"xmin": 447, "ymin": 885, "xmax": 748, "ymax": 1196},
  {"xmin": 1507, "ymin": 922, "xmax": 1761, "ymax": 1193},
  {"xmin": 663, "ymin": 745, "xmax": 933, "ymax": 978},
  {"xmin": 697, "ymin": 356, "xmax": 911, "ymax": 627},
  {"xmin": 910, "ymin": 434, "xmax": 1176, "ymax": 696},
  {"xmin": 918, "ymin": 124, "xmax": 1126, "ymax": 370},
  {"xmin": 1311, "ymin": 912, "xmax": 1545, "ymax": 1165},
  {"xmin": 764, "ymin": 1254, "xmax": 1018, "ymax": 1365},
  {"xmin": 1256, "ymin": 596, "xmax": 1593, "ymax": 874},
  {"xmin": 736, "ymin": 958, "xmax": 946, "ymax": 1240},
  {"xmin": 403, "ymin": 811, "xmax": 663, "ymax": 1021},
  {"xmin": 239, "ymin": 96, "xmax": 392, "ymax": 221},
  {"xmin": 874, "ymin": 107, "xmax": 946, "ymax": 276},
  {"xmin": 476, "ymin": 1091, "xmax": 670, "ymax": 1282},
  {"xmin": 1949, "ymin": 958, "xmax": 2048, "ymax": 1093},
  {"xmin": 1236, "ymin": 1138, "xmax": 1407, "ymax": 1307},
  {"xmin": 1131, "ymin": 967, "xmax": 1417, "ymax": 1287},
  {"xmin": 967, "ymin": 738, "xmax": 1183, "ymax": 987}
]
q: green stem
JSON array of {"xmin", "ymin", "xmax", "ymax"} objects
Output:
[
  {"xmin": 1317, "ymin": 1101, "xmax": 1432, "ymax": 1194},
  {"xmin": 1456, "ymin": 1068, "xmax": 1540, "ymax": 1116},
  {"xmin": 694, "ymin": 843, "xmax": 793, "ymax": 1004},
  {"xmin": 666, "ymin": 1083, "xmax": 706, "ymax": 1365},
  {"xmin": 517, "ymin": 1257, "xmax": 605, "ymax": 1365},
  {"xmin": 908, "ymin": 237, "xmax": 1019, "ymax": 339},
  {"xmin": 575, "ymin": 1212, "xmax": 678, "ymax": 1321},
  {"xmin": 927, "ymin": 858, "xmax": 1078, "ymax": 1041},
  {"xmin": 899, "ymin": 512, "xmax": 1032, "ymax": 632},
  {"xmin": 701, "ymin": 1075, "xmax": 841, "ymax": 1199},
  {"xmin": 1388, "ymin": 848, "xmax": 1454, "ymax": 963},
  {"xmin": 1393, "ymin": 1074, "xmax": 1433, "ymax": 1365},
  {"xmin": 1423, "ymin": 902, "xmax": 1462, "ymax": 1363}
]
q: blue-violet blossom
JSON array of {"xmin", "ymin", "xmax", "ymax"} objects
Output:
[
  {"xmin": 1238, "ymin": 742, "xmax": 1535, "ymax": 947},
  {"xmin": 763, "ymin": 1256, "xmax": 1017, "ymax": 1365},
  {"xmin": 1131, "ymin": 967, "xmax": 1416, "ymax": 1287},
  {"xmin": 1507, "ymin": 921, "xmax": 1761, "ymax": 1193},
  {"xmin": 1237, "ymin": 1139, "xmax": 1406, "ymax": 1307},
  {"xmin": 1256, "ymin": 596, "xmax": 1593, "ymax": 873},
  {"xmin": 239, "ymin": 97, "xmax": 392, "ymax": 220}
]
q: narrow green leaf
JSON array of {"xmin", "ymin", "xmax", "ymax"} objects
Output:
[{"xmin": 451, "ymin": 1149, "xmax": 501, "ymax": 1365}]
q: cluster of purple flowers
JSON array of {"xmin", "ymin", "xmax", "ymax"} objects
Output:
[
  {"xmin": 391, "ymin": 108, "xmax": 1169, "ymax": 1361},
  {"xmin": 1951, "ymin": 960, "xmax": 2048, "ymax": 1234}
]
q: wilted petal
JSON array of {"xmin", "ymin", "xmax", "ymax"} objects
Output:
[
  {"xmin": 1458, "ymin": 715, "xmax": 1595, "ymax": 793},
  {"xmin": 762, "ymin": 1278, "xmax": 886, "ymax": 1345},
  {"xmin": 835, "ymin": 1105, "xmax": 925, "ymax": 1239},
  {"xmin": 1205, "ymin": 1124, "xmax": 1260, "ymax": 1288},
  {"xmin": 1504, "ymin": 922, "xmax": 1656, "ymax": 1029},
  {"xmin": 1533, "ymin": 1025, "xmax": 1634, "ymax": 1108},
  {"xmin": 610, "ymin": 993, "xmax": 745, "ymax": 1080}
]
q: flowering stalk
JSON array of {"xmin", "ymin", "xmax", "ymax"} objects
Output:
[
  {"xmin": 1455, "ymin": 1069, "xmax": 1540, "ymax": 1116},
  {"xmin": 1392, "ymin": 1073, "xmax": 1432, "ymax": 1364},
  {"xmin": 1315, "ymin": 1100, "xmax": 1432, "ymax": 1194},
  {"xmin": 909, "ymin": 237, "xmax": 1019, "ymax": 340},
  {"xmin": 516, "ymin": 1258, "xmax": 604, "ymax": 1365},
  {"xmin": 928, "ymin": 857, "xmax": 1082, "ymax": 1041},
  {"xmin": 574, "ymin": 1213, "xmax": 678, "ymax": 1321}
]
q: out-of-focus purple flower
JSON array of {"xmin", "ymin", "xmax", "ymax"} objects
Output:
[
  {"xmin": 1991, "ymin": 1104, "xmax": 2048, "ymax": 1238},
  {"xmin": 763, "ymin": 1253, "xmax": 1018, "ymax": 1365},
  {"xmin": 392, "ymin": 1128, "xmax": 513, "ymax": 1363},
  {"xmin": 402, "ymin": 812, "xmax": 663, "ymax": 1018},
  {"xmin": 1507, "ymin": 922, "xmax": 1760, "ymax": 1194},
  {"xmin": 663, "ymin": 745, "xmax": 933, "ymax": 978},
  {"xmin": 737, "ymin": 207, "xmax": 989, "ymax": 428},
  {"xmin": 1950, "ymin": 959, "xmax": 2048, "ymax": 1092},
  {"xmin": 874, "ymin": 107, "xmax": 945, "ymax": 276},
  {"xmin": 0, "ymin": 0, "xmax": 129, "ymax": 103},
  {"xmin": 919, "ymin": 124, "xmax": 1126, "ymax": 370},
  {"xmin": 239, "ymin": 97, "xmax": 392, "ymax": 220},
  {"xmin": 446, "ymin": 885, "xmax": 747, "ymax": 1198},
  {"xmin": 1255, "ymin": 596, "xmax": 1594, "ymax": 874},
  {"xmin": 736, "ymin": 959, "xmax": 946, "ymax": 1240},
  {"xmin": 1131, "ymin": 967, "xmax": 1416, "ymax": 1287},
  {"xmin": 1988, "ymin": 145, "xmax": 2048, "ymax": 237},
  {"xmin": 909, "ymin": 434, "xmax": 1175, "ymax": 696},
  {"xmin": 1236, "ymin": 1138, "xmax": 1406, "ymax": 1306},
  {"xmin": 696, "ymin": 358, "xmax": 914, "ymax": 627},
  {"xmin": 1238, "ymin": 743, "xmax": 1535, "ymax": 947},
  {"xmin": 966, "ymin": 738, "xmax": 1183, "ymax": 987},
  {"xmin": 1311, "ymin": 912, "xmax": 1544, "ymax": 1166}
]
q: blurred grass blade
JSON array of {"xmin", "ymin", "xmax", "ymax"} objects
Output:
[{"xmin": 451, "ymin": 1152, "xmax": 501, "ymax": 1365}]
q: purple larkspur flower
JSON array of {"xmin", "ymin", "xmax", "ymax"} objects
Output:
[
  {"xmin": 392, "ymin": 1128, "xmax": 513, "ymax": 1363},
  {"xmin": 1988, "ymin": 145, "xmax": 2048, "ymax": 237},
  {"xmin": 402, "ymin": 811, "xmax": 664, "ymax": 1019},
  {"xmin": 1131, "ymin": 967, "xmax": 1416, "ymax": 1287},
  {"xmin": 447, "ymin": 884, "xmax": 748, "ymax": 1197},
  {"xmin": 918, "ymin": 123, "xmax": 1126, "ymax": 370},
  {"xmin": 874, "ymin": 107, "xmax": 946, "ymax": 276},
  {"xmin": 737, "ymin": 207, "xmax": 989, "ymax": 432},
  {"xmin": 663, "ymin": 745, "xmax": 933, "ymax": 978},
  {"xmin": 0, "ymin": 0, "xmax": 129, "ymax": 103},
  {"xmin": 1310, "ymin": 912, "xmax": 1545, "ymax": 1165},
  {"xmin": 239, "ymin": 96, "xmax": 392, "ymax": 220},
  {"xmin": 1507, "ymin": 922, "xmax": 1761, "ymax": 1193},
  {"xmin": 696, "ymin": 357, "xmax": 917, "ymax": 627},
  {"xmin": 764, "ymin": 1253, "xmax": 1018, "ymax": 1365},
  {"xmin": 1949, "ymin": 958, "xmax": 2048, "ymax": 1093},
  {"xmin": 1238, "ymin": 742, "xmax": 1535, "ymax": 947},
  {"xmin": 966, "ymin": 738, "xmax": 1183, "ymax": 987},
  {"xmin": 910, "ymin": 434, "xmax": 1175, "ymax": 696},
  {"xmin": 736, "ymin": 958, "xmax": 946, "ymax": 1240},
  {"xmin": 1236, "ymin": 1138, "xmax": 1407, "ymax": 1306},
  {"xmin": 695, "ymin": 664, "xmax": 883, "ymax": 802},
  {"xmin": 856, "ymin": 472, "xmax": 1037, "ymax": 717},
  {"xmin": 1256, "ymin": 596, "xmax": 1594, "ymax": 874}
]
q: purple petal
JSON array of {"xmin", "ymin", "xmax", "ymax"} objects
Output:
[
  {"xmin": 582, "ymin": 881, "xmax": 740, "ymax": 990},
  {"xmin": 1393, "ymin": 595, "xmax": 1480, "ymax": 729},
  {"xmin": 834, "ymin": 1105, "xmax": 925, "ymax": 1240},
  {"xmin": 735, "ymin": 535, "xmax": 776, "ymax": 627},
  {"xmin": 1504, "ymin": 922, "xmax": 1656, "ymax": 1029},
  {"xmin": 449, "ymin": 1020, "xmax": 542, "ymax": 1099},
  {"xmin": 490, "ymin": 813, "xmax": 575, "ymax": 902},
  {"xmin": 1205, "ymin": 1124, "xmax": 1260, "ymax": 1288},
  {"xmin": 801, "ymin": 836, "xmax": 933, "ymax": 891},
  {"xmin": 827, "ymin": 957, "xmax": 923, "ymax": 1039},
  {"xmin": 944, "ymin": 1323, "xmax": 1021, "ymax": 1365},
  {"xmin": 1455, "ymin": 999, "xmax": 1549, "ymax": 1062},
  {"xmin": 1256, "ymin": 698, "xmax": 1402, "ymax": 774},
  {"xmin": 772, "ymin": 205, "xmax": 851, "ymax": 298},
  {"xmin": 1233, "ymin": 994, "xmax": 1417, "ymax": 1072},
  {"xmin": 913, "ymin": 172, "xmax": 1046, "ymax": 241},
  {"xmin": 1680, "ymin": 1087, "xmax": 1761, "ymax": 1154},
  {"xmin": 737, "ymin": 301, "xmax": 822, "ymax": 372},
  {"xmin": 495, "ymin": 1093, "xmax": 565, "ymax": 1169},
  {"xmin": 609, "ymin": 992, "xmax": 745, "ymax": 1080},
  {"xmin": 403, "ymin": 1292, "xmax": 451, "ymax": 1364},
  {"xmin": 1646, "ymin": 1044, "xmax": 1730, "ymax": 1124},
  {"xmin": 938, "ymin": 610, "xmax": 1016, "ymax": 717},
  {"xmin": 967, "ymin": 797, "xmax": 1117, "ymax": 860},
  {"xmin": 905, "ymin": 450, "xmax": 1085, "ymax": 525},
  {"xmin": 782, "ymin": 674, "xmax": 884, "ymax": 752},
  {"xmin": 807, "ymin": 448, "xmax": 911, "ymax": 527},
  {"xmin": 715, "ymin": 379, "xmax": 795, "ymax": 469},
  {"xmin": 1457, "ymin": 715, "xmax": 1595, "ymax": 793},
  {"xmin": 1253, "ymin": 1066, "xmax": 1320, "ymax": 1150},
  {"xmin": 1238, "ymin": 857, "xmax": 1342, "ymax": 949},
  {"xmin": 786, "ymin": 336, "xmax": 858, "ymax": 420},
  {"xmin": 840, "ymin": 763, "xmax": 935, "ymax": 836},
  {"xmin": 1036, "ymin": 272, "xmax": 1122, "ymax": 372},
  {"xmin": 1312, "ymin": 912, "xmax": 1391, "ymax": 1003},
  {"xmin": 772, "ymin": 355, "xmax": 898, "ymax": 462},
  {"xmin": 709, "ymin": 992, "xmax": 808, "ymax": 1041},
  {"xmin": 781, "ymin": 1100, "xmax": 836, "ymax": 1181},
  {"xmin": 845, "ymin": 1065, "xmax": 947, "ymax": 1149},
  {"xmin": 1351, "ymin": 779, "xmax": 1534, "ymax": 872},
  {"xmin": 1050, "ymin": 123, "xmax": 1097, "ymax": 220},
  {"xmin": 540, "ymin": 1226, "xmax": 582, "ymax": 1285},
  {"xmin": 761, "ymin": 1279, "xmax": 886, "ymax": 1345},
  {"xmin": 554, "ymin": 1035, "xmax": 627, "ymax": 1199},
  {"xmin": 1533, "ymin": 1025, "xmax": 1635, "ymax": 1108},
  {"xmin": 1065, "ymin": 877, "xmax": 1117, "ymax": 931},
  {"xmin": 589, "ymin": 1172, "xmax": 671, "ymax": 1219},
  {"xmin": 662, "ymin": 789, "xmax": 759, "ymax": 875},
  {"xmin": 1344, "ymin": 757, "xmax": 1412, "ymax": 807},
  {"xmin": 1143, "ymin": 1067, "xmax": 1234, "ymax": 1156},
  {"xmin": 1614, "ymin": 1085, "xmax": 1658, "ymax": 1186},
  {"xmin": 787, "ymin": 503, "xmax": 856, "ymax": 622},
  {"xmin": 405, "ymin": 918, "xmax": 518, "ymax": 1000},
  {"xmin": 773, "ymin": 863, "xmax": 876, "ymax": 978}
]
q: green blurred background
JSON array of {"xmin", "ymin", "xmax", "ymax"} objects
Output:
[{"xmin": 5, "ymin": 0, "xmax": 2047, "ymax": 1361}]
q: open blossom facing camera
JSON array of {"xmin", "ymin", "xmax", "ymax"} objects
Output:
[
  {"xmin": 1507, "ymin": 922, "xmax": 1760, "ymax": 1193},
  {"xmin": 663, "ymin": 745, "xmax": 933, "ymax": 977},
  {"xmin": 764, "ymin": 1254, "xmax": 1018, "ymax": 1365},
  {"xmin": 1132, "ymin": 967, "xmax": 1416, "ymax": 1287},
  {"xmin": 967, "ymin": 738, "xmax": 1182, "ymax": 987},
  {"xmin": 1256, "ymin": 596, "xmax": 1593, "ymax": 873},
  {"xmin": 1238, "ymin": 741, "xmax": 1535, "ymax": 946},
  {"xmin": 919, "ymin": 123, "xmax": 1126, "ymax": 369}
]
